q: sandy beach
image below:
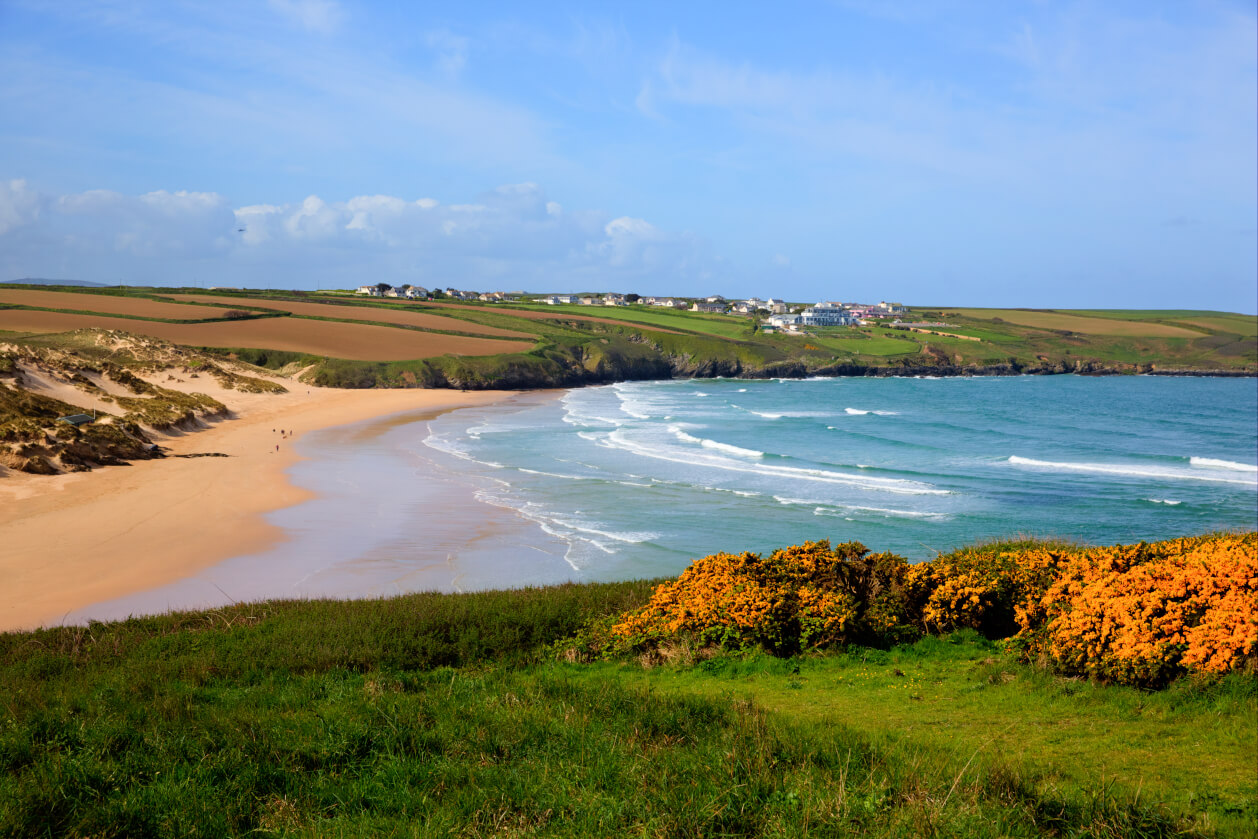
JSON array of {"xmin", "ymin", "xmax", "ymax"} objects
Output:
[{"xmin": 0, "ymin": 379, "xmax": 514, "ymax": 632}]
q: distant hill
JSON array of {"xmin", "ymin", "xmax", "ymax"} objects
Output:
[{"xmin": 6, "ymin": 278, "xmax": 112, "ymax": 287}]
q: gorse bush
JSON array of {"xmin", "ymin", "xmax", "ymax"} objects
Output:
[
  {"xmin": 585, "ymin": 533, "xmax": 1258, "ymax": 688},
  {"xmin": 605, "ymin": 540, "xmax": 919, "ymax": 657}
]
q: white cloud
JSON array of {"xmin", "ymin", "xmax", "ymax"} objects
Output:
[
  {"xmin": 0, "ymin": 180, "xmax": 42, "ymax": 235},
  {"xmin": 0, "ymin": 182, "xmax": 715, "ymax": 293}
]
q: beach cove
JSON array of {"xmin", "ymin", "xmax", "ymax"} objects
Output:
[
  {"xmin": 4, "ymin": 374, "xmax": 1256, "ymax": 631},
  {"xmin": 0, "ymin": 382, "xmax": 515, "ymax": 632}
]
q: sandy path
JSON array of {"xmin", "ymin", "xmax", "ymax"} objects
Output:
[{"xmin": 0, "ymin": 384, "xmax": 514, "ymax": 632}]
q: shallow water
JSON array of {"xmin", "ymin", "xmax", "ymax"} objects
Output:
[{"xmin": 71, "ymin": 376, "xmax": 1257, "ymax": 622}]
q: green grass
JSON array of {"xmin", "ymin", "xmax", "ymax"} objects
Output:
[
  {"xmin": 505, "ymin": 302, "xmax": 759, "ymax": 339},
  {"xmin": 604, "ymin": 634, "xmax": 1257, "ymax": 835},
  {"xmin": 2, "ymin": 583, "xmax": 1252, "ymax": 837},
  {"xmin": 5, "ymin": 288, "xmax": 1255, "ymax": 378}
]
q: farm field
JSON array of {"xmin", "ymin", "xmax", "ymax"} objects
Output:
[
  {"xmin": 168, "ymin": 294, "xmax": 535, "ymax": 338},
  {"xmin": 946, "ymin": 308, "xmax": 1205, "ymax": 337},
  {"xmin": 0, "ymin": 288, "xmax": 255, "ymax": 320},
  {"xmin": 0, "ymin": 309, "xmax": 533, "ymax": 360},
  {"xmin": 415, "ymin": 299, "xmax": 690, "ymax": 335},
  {"xmin": 508, "ymin": 303, "xmax": 756, "ymax": 338}
]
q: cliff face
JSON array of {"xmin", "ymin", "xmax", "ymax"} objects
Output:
[{"xmin": 336, "ymin": 342, "xmax": 1202, "ymax": 392}]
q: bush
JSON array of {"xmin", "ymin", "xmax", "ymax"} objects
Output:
[
  {"xmin": 581, "ymin": 533, "xmax": 1258, "ymax": 688},
  {"xmin": 597, "ymin": 540, "xmax": 919, "ymax": 658}
]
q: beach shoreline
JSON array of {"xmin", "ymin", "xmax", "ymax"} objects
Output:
[{"xmin": 0, "ymin": 382, "xmax": 516, "ymax": 632}]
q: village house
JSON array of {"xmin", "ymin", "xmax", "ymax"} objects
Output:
[
  {"xmin": 405, "ymin": 286, "xmax": 428, "ymax": 299},
  {"xmin": 799, "ymin": 302, "xmax": 857, "ymax": 327},
  {"xmin": 578, "ymin": 296, "xmax": 599, "ymax": 306},
  {"xmin": 691, "ymin": 301, "xmax": 727, "ymax": 313},
  {"xmin": 653, "ymin": 298, "xmax": 686, "ymax": 308},
  {"xmin": 356, "ymin": 284, "xmax": 384, "ymax": 296},
  {"xmin": 765, "ymin": 298, "xmax": 788, "ymax": 314}
]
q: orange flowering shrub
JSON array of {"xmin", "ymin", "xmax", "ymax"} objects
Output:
[
  {"xmin": 1023, "ymin": 533, "xmax": 1257, "ymax": 686},
  {"xmin": 583, "ymin": 532, "xmax": 1256, "ymax": 687},
  {"xmin": 609, "ymin": 540, "xmax": 915, "ymax": 655}
]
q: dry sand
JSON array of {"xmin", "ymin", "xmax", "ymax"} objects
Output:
[{"xmin": 0, "ymin": 380, "xmax": 514, "ymax": 632}]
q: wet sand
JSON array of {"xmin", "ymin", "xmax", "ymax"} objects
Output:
[{"xmin": 0, "ymin": 384, "xmax": 515, "ymax": 632}]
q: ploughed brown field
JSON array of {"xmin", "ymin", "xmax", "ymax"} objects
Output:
[
  {"xmin": 0, "ymin": 310, "xmax": 534, "ymax": 360},
  {"xmin": 949, "ymin": 308, "xmax": 1204, "ymax": 337},
  {"xmin": 0, "ymin": 289, "xmax": 256, "ymax": 320},
  {"xmin": 418, "ymin": 299, "xmax": 685, "ymax": 334},
  {"xmin": 168, "ymin": 294, "xmax": 535, "ymax": 339}
]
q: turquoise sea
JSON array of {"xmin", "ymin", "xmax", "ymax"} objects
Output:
[
  {"xmin": 70, "ymin": 376, "xmax": 1257, "ymax": 621},
  {"xmin": 425, "ymin": 375, "xmax": 1257, "ymax": 577}
]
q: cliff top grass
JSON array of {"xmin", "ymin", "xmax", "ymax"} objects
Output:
[
  {"xmin": 2, "ymin": 536, "xmax": 1254, "ymax": 837},
  {"xmin": 2, "ymin": 285, "xmax": 1254, "ymax": 387}
]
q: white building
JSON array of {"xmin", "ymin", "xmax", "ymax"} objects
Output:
[
  {"xmin": 356, "ymin": 285, "xmax": 383, "ymax": 296},
  {"xmin": 799, "ymin": 302, "xmax": 856, "ymax": 327}
]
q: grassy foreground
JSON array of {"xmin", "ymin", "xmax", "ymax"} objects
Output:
[{"xmin": 2, "ymin": 572, "xmax": 1254, "ymax": 837}]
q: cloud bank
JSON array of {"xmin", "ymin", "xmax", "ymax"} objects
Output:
[{"xmin": 0, "ymin": 180, "xmax": 712, "ymax": 292}]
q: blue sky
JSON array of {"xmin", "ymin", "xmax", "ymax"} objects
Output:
[{"xmin": 1, "ymin": 0, "xmax": 1254, "ymax": 310}]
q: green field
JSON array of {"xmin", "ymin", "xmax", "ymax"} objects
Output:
[
  {"xmin": 2, "ymin": 579, "xmax": 1252, "ymax": 837},
  {"xmin": 3, "ymin": 284, "xmax": 1255, "ymax": 387}
]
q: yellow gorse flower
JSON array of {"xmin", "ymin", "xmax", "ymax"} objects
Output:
[{"xmin": 602, "ymin": 532, "xmax": 1256, "ymax": 687}]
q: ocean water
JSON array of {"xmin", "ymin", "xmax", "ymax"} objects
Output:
[
  {"xmin": 69, "ymin": 376, "xmax": 1257, "ymax": 622},
  {"xmin": 422, "ymin": 376, "xmax": 1257, "ymax": 578}
]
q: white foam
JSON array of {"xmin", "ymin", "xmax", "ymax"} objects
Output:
[
  {"xmin": 1190, "ymin": 457, "xmax": 1257, "ymax": 473},
  {"xmin": 517, "ymin": 468, "xmax": 596, "ymax": 481},
  {"xmin": 701, "ymin": 439, "xmax": 764, "ymax": 458},
  {"xmin": 669, "ymin": 425, "xmax": 764, "ymax": 459},
  {"xmin": 813, "ymin": 505, "xmax": 943, "ymax": 520},
  {"xmin": 775, "ymin": 495, "xmax": 942, "ymax": 519},
  {"xmin": 750, "ymin": 410, "xmax": 783, "ymax": 419},
  {"xmin": 588, "ymin": 439, "xmax": 949, "ymax": 495},
  {"xmin": 844, "ymin": 408, "xmax": 899, "ymax": 416},
  {"xmin": 1007, "ymin": 456, "xmax": 1257, "ymax": 487},
  {"xmin": 1146, "ymin": 498, "xmax": 1183, "ymax": 505},
  {"xmin": 547, "ymin": 517, "xmax": 659, "ymax": 545}
]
